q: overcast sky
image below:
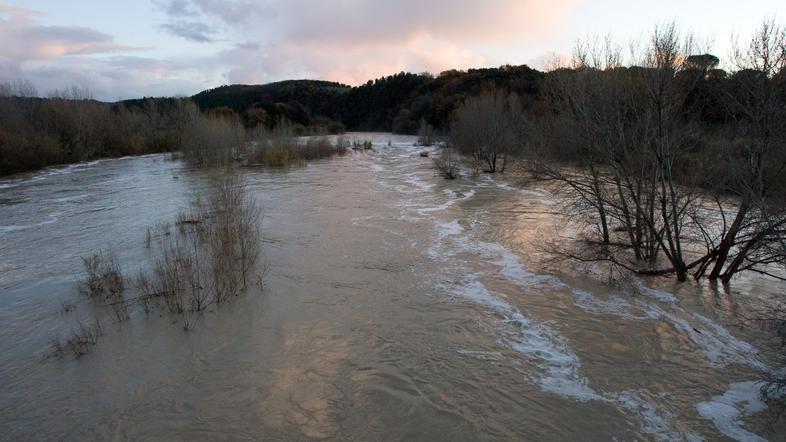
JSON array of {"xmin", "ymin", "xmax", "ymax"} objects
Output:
[{"xmin": 0, "ymin": 0, "xmax": 782, "ymax": 100}]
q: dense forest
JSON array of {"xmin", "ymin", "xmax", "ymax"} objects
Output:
[{"xmin": 182, "ymin": 64, "xmax": 542, "ymax": 134}]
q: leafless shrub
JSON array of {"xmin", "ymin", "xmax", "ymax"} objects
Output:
[
  {"xmin": 132, "ymin": 173, "xmax": 263, "ymax": 325},
  {"xmin": 133, "ymin": 271, "xmax": 156, "ymax": 314},
  {"xmin": 78, "ymin": 251, "xmax": 124, "ymax": 298},
  {"xmin": 108, "ymin": 294, "xmax": 130, "ymax": 322},
  {"xmin": 418, "ymin": 117, "xmax": 436, "ymax": 146},
  {"xmin": 451, "ymin": 89, "xmax": 523, "ymax": 173},
  {"xmin": 247, "ymin": 124, "xmax": 348, "ymax": 166},
  {"xmin": 182, "ymin": 111, "xmax": 246, "ymax": 167},
  {"xmin": 51, "ymin": 320, "xmax": 103, "ymax": 359},
  {"xmin": 433, "ymin": 146, "xmax": 459, "ymax": 179},
  {"xmin": 352, "ymin": 140, "xmax": 373, "ymax": 150},
  {"xmin": 335, "ymin": 136, "xmax": 349, "ymax": 154}
]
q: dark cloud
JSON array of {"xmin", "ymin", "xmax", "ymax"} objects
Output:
[
  {"xmin": 155, "ymin": 0, "xmax": 273, "ymax": 25},
  {"xmin": 0, "ymin": 57, "xmax": 22, "ymax": 82},
  {"xmin": 159, "ymin": 21, "xmax": 216, "ymax": 42},
  {"xmin": 152, "ymin": 0, "xmax": 198, "ymax": 17}
]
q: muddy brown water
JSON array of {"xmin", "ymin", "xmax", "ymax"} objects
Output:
[{"xmin": 0, "ymin": 133, "xmax": 784, "ymax": 441}]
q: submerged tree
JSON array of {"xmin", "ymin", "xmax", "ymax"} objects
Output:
[
  {"xmin": 450, "ymin": 89, "xmax": 524, "ymax": 173},
  {"xmin": 534, "ymin": 23, "xmax": 786, "ymax": 283},
  {"xmin": 694, "ymin": 19, "xmax": 786, "ymax": 283},
  {"xmin": 417, "ymin": 117, "xmax": 436, "ymax": 146}
]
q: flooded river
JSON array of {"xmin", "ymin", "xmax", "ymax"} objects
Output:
[{"xmin": 0, "ymin": 134, "xmax": 784, "ymax": 441}]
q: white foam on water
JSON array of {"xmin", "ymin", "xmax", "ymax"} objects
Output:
[
  {"xmin": 572, "ymin": 288, "xmax": 765, "ymax": 371},
  {"xmin": 446, "ymin": 269, "xmax": 693, "ymax": 440},
  {"xmin": 476, "ymin": 240, "xmax": 566, "ymax": 289},
  {"xmin": 384, "ymin": 153, "xmax": 744, "ymax": 440},
  {"xmin": 0, "ymin": 211, "xmax": 63, "ymax": 236},
  {"xmin": 494, "ymin": 180, "xmax": 515, "ymax": 191},
  {"xmin": 0, "ymin": 160, "xmax": 104, "ymax": 190},
  {"xmin": 415, "ymin": 201, "xmax": 453, "ymax": 214},
  {"xmin": 427, "ymin": 220, "xmax": 469, "ymax": 260},
  {"xmin": 697, "ymin": 381, "xmax": 777, "ymax": 442},
  {"xmin": 436, "ymin": 219, "xmax": 463, "ymax": 236},
  {"xmin": 612, "ymin": 390, "xmax": 697, "ymax": 441},
  {"xmin": 689, "ymin": 313, "xmax": 766, "ymax": 371},
  {"xmin": 632, "ymin": 277, "xmax": 678, "ymax": 303},
  {"xmin": 424, "ymin": 214, "xmax": 595, "ymax": 402},
  {"xmin": 659, "ymin": 307, "xmax": 765, "ymax": 370},
  {"xmin": 48, "ymin": 193, "xmax": 90, "ymax": 204},
  {"xmin": 445, "ymin": 272, "xmax": 602, "ymax": 402},
  {"xmin": 399, "ymin": 214, "xmax": 421, "ymax": 223},
  {"xmin": 508, "ymin": 319, "xmax": 603, "ymax": 402},
  {"xmin": 404, "ymin": 174, "xmax": 435, "ymax": 193},
  {"xmin": 413, "ymin": 188, "xmax": 475, "ymax": 215},
  {"xmin": 573, "ymin": 289, "xmax": 655, "ymax": 320},
  {"xmin": 436, "ymin": 232, "xmax": 764, "ymax": 440}
]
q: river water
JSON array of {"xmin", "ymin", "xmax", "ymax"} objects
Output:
[{"xmin": 0, "ymin": 133, "xmax": 784, "ymax": 441}]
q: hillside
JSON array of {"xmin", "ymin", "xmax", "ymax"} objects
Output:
[{"xmin": 187, "ymin": 65, "xmax": 544, "ymax": 133}]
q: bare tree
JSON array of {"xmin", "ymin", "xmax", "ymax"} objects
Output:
[
  {"xmin": 535, "ymin": 25, "xmax": 722, "ymax": 281},
  {"xmin": 182, "ymin": 112, "xmax": 246, "ymax": 167},
  {"xmin": 433, "ymin": 145, "xmax": 459, "ymax": 179},
  {"xmin": 417, "ymin": 117, "xmax": 436, "ymax": 146},
  {"xmin": 697, "ymin": 19, "xmax": 786, "ymax": 283},
  {"xmin": 451, "ymin": 89, "xmax": 524, "ymax": 173}
]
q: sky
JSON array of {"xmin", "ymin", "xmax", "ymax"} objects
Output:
[{"xmin": 0, "ymin": 0, "xmax": 782, "ymax": 101}]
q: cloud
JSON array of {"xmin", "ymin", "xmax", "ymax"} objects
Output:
[
  {"xmin": 0, "ymin": 56, "xmax": 22, "ymax": 81},
  {"xmin": 0, "ymin": 2, "xmax": 140, "ymax": 62},
  {"xmin": 154, "ymin": 0, "xmax": 575, "ymax": 86},
  {"xmin": 218, "ymin": 36, "xmax": 488, "ymax": 86},
  {"xmin": 3, "ymin": 0, "xmax": 577, "ymax": 99},
  {"xmin": 152, "ymin": 0, "xmax": 198, "ymax": 17},
  {"xmin": 17, "ymin": 55, "xmax": 212, "ymax": 100},
  {"xmin": 156, "ymin": 0, "xmax": 572, "ymax": 43},
  {"xmin": 159, "ymin": 21, "xmax": 217, "ymax": 42},
  {"xmin": 0, "ymin": 2, "xmax": 168, "ymax": 100}
]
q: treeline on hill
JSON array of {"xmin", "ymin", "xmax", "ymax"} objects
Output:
[{"xmin": 187, "ymin": 65, "xmax": 542, "ymax": 134}]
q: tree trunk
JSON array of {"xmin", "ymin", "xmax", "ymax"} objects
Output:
[{"xmin": 708, "ymin": 202, "xmax": 748, "ymax": 280}]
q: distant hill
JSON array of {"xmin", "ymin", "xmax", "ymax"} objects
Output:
[{"xmin": 185, "ymin": 65, "xmax": 544, "ymax": 134}]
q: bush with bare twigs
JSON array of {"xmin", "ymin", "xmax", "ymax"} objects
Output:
[
  {"xmin": 50, "ymin": 320, "xmax": 103, "ymax": 359},
  {"xmin": 433, "ymin": 146, "xmax": 459, "ymax": 179},
  {"xmin": 247, "ymin": 123, "xmax": 347, "ymax": 167},
  {"xmin": 78, "ymin": 251, "xmax": 124, "ymax": 299},
  {"xmin": 134, "ymin": 173, "xmax": 263, "ymax": 326}
]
